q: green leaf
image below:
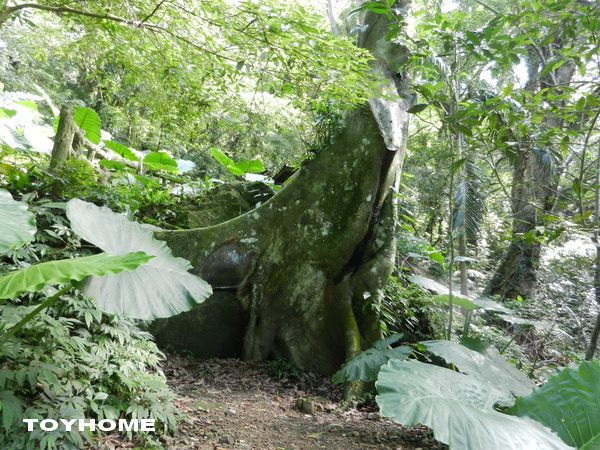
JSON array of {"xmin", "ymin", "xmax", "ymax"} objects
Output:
[
  {"xmin": 407, "ymin": 103, "xmax": 428, "ymax": 114},
  {"xmin": 507, "ymin": 361, "xmax": 600, "ymax": 449},
  {"xmin": 471, "ymin": 299, "xmax": 511, "ymax": 313},
  {"xmin": 452, "ymin": 158, "xmax": 466, "ymax": 172},
  {"xmin": 454, "ymin": 255, "xmax": 477, "ymax": 263},
  {"xmin": 14, "ymin": 100, "xmax": 38, "ymax": 112},
  {"xmin": 407, "ymin": 275, "xmax": 448, "ymax": 294},
  {"xmin": 210, "ymin": 148, "xmax": 264, "ymax": 176},
  {"xmin": 211, "ymin": 147, "xmax": 235, "ymax": 168},
  {"xmin": 540, "ymin": 59, "xmax": 565, "ymax": 78},
  {"xmin": 497, "ymin": 314, "xmax": 556, "ymax": 330},
  {"xmin": 0, "ymin": 252, "xmax": 152, "ymax": 300},
  {"xmin": 422, "ymin": 340, "xmax": 534, "ymax": 398},
  {"xmin": 229, "ymin": 158, "xmax": 265, "ymax": 175},
  {"xmin": 363, "ymin": 1, "xmax": 389, "ymax": 14},
  {"xmin": 103, "ymin": 140, "xmax": 138, "ymax": 162},
  {"xmin": 332, "ymin": 334, "xmax": 412, "ymax": 383},
  {"xmin": 376, "ymin": 360, "xmax": 571, "ymax": 449},
  {"xmin": 99, "ymin": 160, "xmax": 127, "ymax": 170},
  {"xmin": 465, "ymin": 30, "xmax": 481, "ymax": 45},
  {"xmin": 0, "ymin": 107, "xmax": 17, "ymax": 119},
  {"xmin": 0, "ymin": 390, "xmax": 24, "ymax": 429},
  {"xmin": 0, "ymin": 189, "xmax": 36, "ymax": 253},
  {"xmin": 431, "ymin": 294, "xmax": 481, "ymax": 311},
  {"xmin": 132, "ymin": 173, "xmax": 160, "ymax": 187},
  {"xmin": 73, "ymin": 107, "xmax": 101, "ymax": 145},
  {"xmin": 143, "ymin": 152, "xmax": 179, "ymax": 173},
  {"xmin": 66, "ymin": 199, "xmax": 212, "ymax": 319}
]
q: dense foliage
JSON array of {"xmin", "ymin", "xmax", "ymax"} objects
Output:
[{"xmin": 0, "ymin": 0, "xmax": 598, "ymax": 448}]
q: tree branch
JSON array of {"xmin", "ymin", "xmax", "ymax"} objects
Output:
[
  {"xmin": 140, "ymin": 0, "xmax": 167, "ymax": 24},
  {"xmin": 0, "ymin": 2, "xmax": 228, "ymax": 61},
  {"xmin": 472, "ymin": 0, "xmax": 499, "ymax": 14}
]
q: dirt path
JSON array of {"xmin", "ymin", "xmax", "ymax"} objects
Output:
[{"xmin": 153, "ymin": 357, "xmax": 445, "ymax": 450}]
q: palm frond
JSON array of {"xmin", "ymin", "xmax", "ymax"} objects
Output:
[
  {"xmin": 453, "ymin": 161, "xmax": 488, "ymax": 246},
  {"xmin": 532, "ymin": 146, "xmax": 555, "ymax": 177}
]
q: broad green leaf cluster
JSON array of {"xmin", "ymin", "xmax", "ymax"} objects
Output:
[
  {"xmin": 334, "ymin": 335, "xmax": 599, "ymax": 449},
  {"xmin": 0, "ymin": 189, "xmax": 212, "ymax": 447}
]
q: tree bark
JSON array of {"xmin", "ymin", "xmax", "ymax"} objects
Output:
[
  {"xmin": 153, "ymin": 4, "xmax": 411, "ymax": 374},
  {"xmin": 49, "ymin": 106, "xmax": 75, "ymax": 174}
]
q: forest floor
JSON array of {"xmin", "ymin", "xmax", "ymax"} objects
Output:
[{"xmin": 111, "ymin": 356, "xmax": 448, "ymax": 450}]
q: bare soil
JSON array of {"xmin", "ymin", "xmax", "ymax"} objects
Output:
[{"xmin": 147, "ymin": 356, "xmax": 446, "ymax": 450}]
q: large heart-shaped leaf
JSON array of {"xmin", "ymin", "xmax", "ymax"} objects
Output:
[
  {"xmin": 210, "ymin": 148, "xmax": 264, "ymax": 176},
  {"xmin": 103, "ymin": 140, "xmax": 139, "ymax": 162},
  {"xmin": 408, "ymin": 275, "xmax": 449, "ymax": 294},
  {"xmin": 422, "ymin": 340, "xmax": 534, "ymax": 398},
  {"xmin": 211, "ymin": 148, "xmax": 234, "ymax": 168},
  {"xmin": 143, "ymin": 152, "xmax": 179, "ymax": 173},
  {"xmin": 229, "ymin": 158, "xmax": 265, "ymax": 176},
  {"xmin": 74, "ymin": 107, "xmax": 101, "ymax": 145},
  {"xmin": 66, "ymin": 199, "xmax": 212, "ymax": 319},
  {"xmin": 0, "ymin": 252, "xmax": 152, "ymax": 300},
  {"xmin": 498, "ymin": 313, "xmax": 556, "ymax": 331},
  {"xmin": 0, "ymin": 189, "xmax": 36, "ymax": 253},
  {"xmin": 376, "ymin": 360, "xmax": 571, "ymax": 449},
  {"xmin": 332, "ymin": 334, "xmax": 412, "ymax": 383},
  {"xmin": 507, "ymin": 361, "xmax": 600, "ymax": 449},
  {"xmin": 431, "ymin": 294, "xmax": 481, "ymax": 311}
]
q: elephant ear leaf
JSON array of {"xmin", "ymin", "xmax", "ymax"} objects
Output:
[
  {"xmin": 422, "ymin": 340, "xmax": 534, "ymax": 398},
  {"xmin": 66, "ymin": 199, "xmax": 212, "ymax": 319},
  {"xmin": 0, "ymin": 252, "xmax": 153, "ymax": 300},
  {"xmin": 0, "ymin": 189, "xmax": 36, "ymax": 253},
  {"xmin": 506, "ymin": 361, "xmax": 600, "ymax": 449},
  {"xmin": 73, "ymin": 107, "xmax": 101, "ymax": 145},
  {"xmin": 332, "ymin": 334, "xmax": 412, "ymax": 383},
  {"xmin": 376, "ymin": 360, "xmax": 571, "ymax": 450}
]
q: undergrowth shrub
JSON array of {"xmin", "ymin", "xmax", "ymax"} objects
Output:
[
  {"xmin": 375, "ymin": 276, "xmax": 437, "ymax": 340},
  {"xmin": 0, "ymin": 291, "xmax": 178, "ymax": 449}
]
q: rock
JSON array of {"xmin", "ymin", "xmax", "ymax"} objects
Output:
[
  {"xmin": 159, "ymin": 435, "xmax": 175, "ymax": 445},
  {"xmin": 352, "ymin": 430, "xmax": 360, "ymax": 438},
  {"xmin": 199, "ymin": 242, "xmax": 257, "ymax": 288},
  {"xmin": 295, "ymin": 397, "xmax": 316, "ymax": 414},
  {"xmin": 367, "ymin": 412, "xmax": 381, "ymax": 420},
  {"xmin": 225, "ymin": 408, "xmax": 237, "ymax": 415},
  {"xmin": 219, "ymin": 435, "xmax": 235, "ymax": 445},
  {"xmin": 315, "ymin": 387, "xmax": 328, "ymax": 396}
]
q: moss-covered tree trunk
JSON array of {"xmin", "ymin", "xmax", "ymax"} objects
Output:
[{"xmin": 153, "ymin": 5, "xmax": 411, "ymax": 374}]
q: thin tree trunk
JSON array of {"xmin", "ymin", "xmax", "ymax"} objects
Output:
[
  {"xmin": 585, "ymin": 242, "xmax": 600, "ymax": 360},
  {"xmin": 49, "ymin": 106, "xmax": 75, "ymax": 173}
]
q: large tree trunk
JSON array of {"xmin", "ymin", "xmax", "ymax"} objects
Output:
[
  {"xmin": 152, "ymin": 5, "xmax": 411, "ymax": 374},
  {"xmin": 485, "ymin": 145, "xmax": 556, "ymax": 299},
  {"xmin": 486, "ymin": 42, "xmax": 575, "ymax": 300}
]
